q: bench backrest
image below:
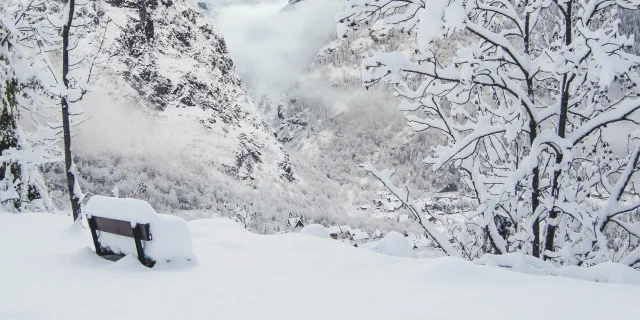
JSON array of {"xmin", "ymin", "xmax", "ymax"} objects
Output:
[
  {"xmin": 90, "ymin": 216, "xmax": 152, "ymax": 241},
  {"xmin": 88, "ymin": 215, "xmax": 155, "ymax": 267}
]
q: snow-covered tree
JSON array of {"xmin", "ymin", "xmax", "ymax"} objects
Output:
[
  {"xmin": 58, "ymin": 0, "xmax": 84, "ymax": 221},
  {"xmin": 231, "ymin": 204, "xmax": 258, "ymax": 230},
  {"xmin": 619, "ymin": 8, "xmax": 640, "ymax": 53},
  {"xmin": 340, "ymin": 0, "xmax": 640, "ymax": 267},
  {"xmin": 1, "ymin": 0, "xmax": 109, "ymax": 219},
  {"xmin": 1, "ymin": 1, "xmax": 59, "ymax": 213},
  {"xmin": 32, "ymin": 0, "xmax": 108, "ymax": 220}
]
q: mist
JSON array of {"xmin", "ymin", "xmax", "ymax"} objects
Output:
[
  {"xmin": 211, "ymin": 0, "xmax": 345, "ymax": 101},
  {"xmin": 74, "ymin": 90, "xmax": 208, "ymax": 166}
]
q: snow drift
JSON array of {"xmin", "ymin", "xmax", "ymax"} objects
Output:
[{"xmin": 369, "ymin": 231, "xmax": 415, "ymax": 258}]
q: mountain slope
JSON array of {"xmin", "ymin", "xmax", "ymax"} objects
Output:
[
  {"xmin": 217, "ymin": 1, "xmax": 462, "ymax": 225},
  {"xmin": 106, "ymin": 0, "xmax": 293, "ymax": 181},
  {"xmin": 44, "ymin": 0, "xmax": 300, "ymax": 218}
]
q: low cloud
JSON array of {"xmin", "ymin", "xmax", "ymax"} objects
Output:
[{"xmin": 211, "ymin": 0, "xmax": 345, "ymax": 100}]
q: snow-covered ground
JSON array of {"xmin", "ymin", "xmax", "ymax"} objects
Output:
[{"xmin": 2, "ymin": 212, "xmax": 640, "ymax": 320}]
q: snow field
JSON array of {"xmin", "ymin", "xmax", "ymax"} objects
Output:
[{"xmin": 1, "ymin": 212, "xmax": 640, "ymax": 320}]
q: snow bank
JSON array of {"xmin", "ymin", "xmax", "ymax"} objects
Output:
[
  {"xmin": 369, "ymin": 231, "xmax": 415, "ymax": 258},
  {"xmin": 299, "ymin": 224, "xmax": 330, "ymax": 239},
  {"xmin": 85, "ymin": 196, "xmax": 195, "ymax": 262},
  {"xmin": 476, "ymin": 253, "xmax": 640, "ymax": 286}
]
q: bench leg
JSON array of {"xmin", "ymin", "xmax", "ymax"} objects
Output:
[
  {"xmin": 88, "ymin": 216, "xmax": 106, "ymax": 256},
  {"xmin": 133, "ymin": 224, "xmax": 155, "ymax": 268}
]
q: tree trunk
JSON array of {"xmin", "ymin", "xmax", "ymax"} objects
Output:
[
  {"xmin": 524, "ymin": 1, "xmax": 541, "ymax": 258},
  {"xmin": 545, "ymin": 1, "xmax": 573, "ymax": 260},
  {"xmin": 61, "ymin": 0, "xmax": 82, "ymax": 221}
]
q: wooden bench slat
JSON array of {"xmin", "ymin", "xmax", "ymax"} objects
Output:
[{"xmin": 90, "ymin": 216, "xmax": 152, "ymax": 241}]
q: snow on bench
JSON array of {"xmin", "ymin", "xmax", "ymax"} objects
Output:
[{"xmin": 85, "ymin": 196, "xmax": 195, "ymax": 267}]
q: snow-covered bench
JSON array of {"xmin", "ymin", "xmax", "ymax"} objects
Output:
[{"xmin": 85, "ymin": 196, "xmax": 195, "ymax": 268}]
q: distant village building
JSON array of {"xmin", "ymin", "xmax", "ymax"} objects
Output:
[
  {"xmin": 349, "ymin": 229, "xmax": 370, "ymax": 243},
  {"xmin": 374, "ymin": 191, "xmax": 403, "ymax": 212},
  {"xmin": 327, "ymin": 226, "xmax": 352, "ymax": 240},
  {"xmin": 431, "ymin": 193, "xmax": 459, "ymax": 205},
  {"xmin": 288, "ymin": 218, "xmax": 304, "ymax": 229},
  {"xmin": 327, "ymin": 226, "xmax": 340, "ymax": 239}
]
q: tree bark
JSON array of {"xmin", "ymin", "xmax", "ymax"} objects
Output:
[
  {"xmin": 524, "ymin": 1, "xmax": 541, "ymax": 258},
  {"xmin": 545, "ymin": 1, "xmax": 573, "ymax": 260},
  {"xmin": 61, "ymin": 0, "xmax": 82, "ymax": 221}
]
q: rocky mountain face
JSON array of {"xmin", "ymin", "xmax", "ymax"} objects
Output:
[
  {"xmin": 109, "ymin": 0, "xmax": 293, "ymax": 181},
  {"xmin": 45, "ymin": 0, "xmax": 298, "ymax": 217}
]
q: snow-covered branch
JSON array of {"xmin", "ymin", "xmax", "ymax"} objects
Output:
[{"xmin": 344, "ymin": 0, "xmax": 640, "ymax": 267}]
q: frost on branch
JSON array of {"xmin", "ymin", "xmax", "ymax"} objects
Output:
[{"xmin": 344, "ymin": 0, "xmax": 640, "ymax": 268}]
